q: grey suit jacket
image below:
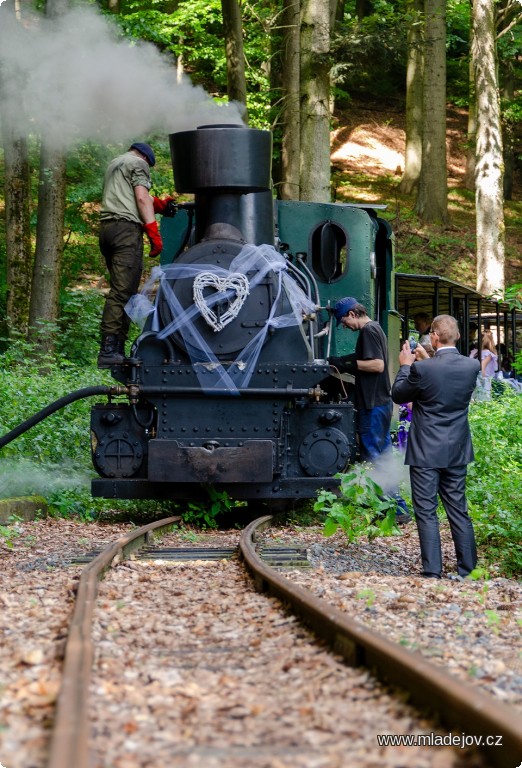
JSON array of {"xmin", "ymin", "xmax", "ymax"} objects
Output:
[{"xmin": 391, "ymin": 348, "xmax": 481, "ymax": 468}]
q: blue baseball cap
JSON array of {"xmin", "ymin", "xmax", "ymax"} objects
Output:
[
  {"xmin": 130, "ymin": 142, "xmax": 156, "ymax": 167},
  {"xmin": 333, "ymin": 297, "xmax": 358, "ymax": 326}
]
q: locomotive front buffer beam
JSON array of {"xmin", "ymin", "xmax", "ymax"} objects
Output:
[{"xmin": 90, "ymin": 383, "xmax": 356, "ymax": 501}]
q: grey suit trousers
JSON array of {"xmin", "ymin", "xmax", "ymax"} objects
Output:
[{"xmin": 409, "ymin": 465, "xmax": 477, "ymax": 578}]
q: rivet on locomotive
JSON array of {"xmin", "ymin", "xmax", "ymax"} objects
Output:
[{"xmin": 90, "ymin": 124, "xmax": 402, "ymax": 501}]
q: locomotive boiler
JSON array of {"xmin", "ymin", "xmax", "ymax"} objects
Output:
[{"xmin": 90, "ymin": 124, "xmax": 401, "ymax": 502}]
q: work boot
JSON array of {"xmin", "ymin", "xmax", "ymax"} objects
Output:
[{"xmin": 97, "ymin": 334, "xmax": 125, "ymax": 367}]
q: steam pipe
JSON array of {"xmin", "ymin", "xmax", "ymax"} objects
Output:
[
  {"xmin": 137, "ymin": 385, "xmax": 324, "ymax": 398},
  {"xmin": 0, "ymin": 386, "xmax": 127, "ymax": 449}
]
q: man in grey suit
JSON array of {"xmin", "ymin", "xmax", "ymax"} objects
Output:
[{"xmin": 391, "ymin": 315, "xmax": 480, "ymax": 579}]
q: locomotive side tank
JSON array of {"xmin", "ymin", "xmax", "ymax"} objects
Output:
[{"xmin": 90, "ymin": 124, "xmax": 398, "ymax": 502}]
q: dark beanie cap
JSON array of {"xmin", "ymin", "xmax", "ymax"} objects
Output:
[{"xmin": 130, "ymin": 142, "xmax": 155, "ymax": 167}]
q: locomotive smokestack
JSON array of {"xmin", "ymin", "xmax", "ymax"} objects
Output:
[{"xmin": 169, "ymin": 124, "xmax": 275, "ymax": 246}]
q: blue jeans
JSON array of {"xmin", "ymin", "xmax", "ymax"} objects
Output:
[{"xmin": 357, "ymin": 402, "xmax": 393, "ymax": 462}]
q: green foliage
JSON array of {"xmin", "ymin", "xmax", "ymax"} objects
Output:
[
  {"xmin": 502, "ymin": 284, "xmax": 522, "ymax": 375},
  {"xmin": 0, "ymin": 288, "xmax": 104, "ymax": 369},
  {"xmin": 0, "ymin": 329, "xmax": 108, "ymax": 514},
  {"xmin": 0, "ymin": 523, "xmax": 20, "ymax": 548},
  {"xmin": 315, "ymin": 465, "xmax": 399, "ymax": 542},
  {"xmin": 467, "ymin": 394, "xmax": 522, "ymax": 576},
  {"xmin": 180, "ymin": 487, "xmax": 238, "ymax": 529},
  {"xmin": 333, "ymin": 2, "xmax": 407, "ymax": 102},
  {"xmin": 356, "ymin": 588, "xmax": 376, "ymax": 607},
  {"xmin": 56, "ymin": 289, "xmax": 105, "ymax": 366},
  {"xmin": 46, "ymin": 487, "xmax": 101, "ymax": 522}
]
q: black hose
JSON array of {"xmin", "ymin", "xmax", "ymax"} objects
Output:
[{"xmin": 0, "ymin": 385, "xmax": 113, "ymax": 449}]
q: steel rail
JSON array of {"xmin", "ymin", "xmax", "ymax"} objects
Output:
[
  {"xmin": 239, "ymin": 515, "xmax": 522, "ymax": 768},
  {"xmin": 47, "ymin": 515, "xmax": 181, "ymax": 768}
]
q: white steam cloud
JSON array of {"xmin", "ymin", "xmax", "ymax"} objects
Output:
[
  {"xmin": 0, "ymin": 458, "xmax": 91, "ymax": 498},
  {"xmin": 0, "ymin": 6, "xmax": 244, "ymax": 149},
  {"xmin": 366, "ymin": 448, "xmax": 410, "ymax": 497}
]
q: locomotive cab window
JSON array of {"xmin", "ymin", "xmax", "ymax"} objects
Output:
[{"xmin": 310, "ymin": 221, "xmax": 348, "ymax": 283}]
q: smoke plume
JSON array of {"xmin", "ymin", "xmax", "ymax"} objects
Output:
[{"xmin": 0, "ymin": 6, "xmax": 244, "ymax": 150}]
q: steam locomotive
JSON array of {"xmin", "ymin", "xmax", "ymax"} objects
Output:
[{"xmin": 90, "ymin": 124, "xmax": 402, "ymax": 502}]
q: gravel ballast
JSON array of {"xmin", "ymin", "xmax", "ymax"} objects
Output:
[{"xmin": 0, "ymin": 516, "xmax": 519, "ymax": 768}]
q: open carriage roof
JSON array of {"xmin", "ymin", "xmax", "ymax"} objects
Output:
[{"xmin": 395, "ymin": 272, "xmax": 521, "ymax": 357}]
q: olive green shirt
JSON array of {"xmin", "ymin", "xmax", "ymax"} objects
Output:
[{"xmin": 100, "ymin": 151, "xmax": 152, "ymax": 224}]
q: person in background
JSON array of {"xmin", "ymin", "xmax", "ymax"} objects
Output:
[
  {"xmin": 391, "ymin": 315, "xmax": 480, "ymax": 580},
  {"xmin": 397, "ymin": 340, "xmax": 434, "ymax": 451},
  {"xmin": 478, "ymin": 329, "xmax": 498, "ymax": 379},
  {"xmin": 470, "ymin": 329, "xmax": 498, "ymax": 400},
  {"xmin": 329, "ymin": 297, "xmax": 411, "ymax": 525},
  {"xmin": 413, "ymin": 312, "xmax": 432, "ymax": 346},
  {"xmin": 98, "ymin": 142, "xmax": 175, "ymax": 367},
  {"xmin": 501, "ymin": 357, "xmax": 515, "ymax": 379},
  {"xmin": 468, "ymin": 322, "xmax": 478, "ymax": 355}
]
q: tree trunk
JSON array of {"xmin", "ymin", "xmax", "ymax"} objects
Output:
[
  {"xmin": 0, "ymin": 0, "xmax": 33, "ymax": 337},
  {"xmin": 280, "ymin": 0, "xmax": 301, "ymax": 200},
  {"xmin": 415, "ymin": 0, "xmax": 449, "ymax": 225},
  {"xmin": 356, "ymin": 0, "xmax": 373, "ymax": 19},
  {"xmin": 2, "ymin": 130, "xmax": 32, "ymax": 335},
  {"xmin": 221, "ymin": 0, "xmax": 248, "ymax": 120},
  {"xmin": 501, "ymin": 61, "xmax": 515, "ymax": 201},
  {"xmin": 299, "ymin": 0, "xmax": 334, "ymax": 202},
  {"xmin": 464, "ymin": 44, "xmax": 477, "ymax": 191},
  {"xmin": 399, "ymin": 0, "xmax": 424, "ymax": 195},
  {"xmin": 28, "ymin": 144, "xmax": 67, "ymax": 349},
  {"xmin": 28, "ymin": 0, "xmax": 69, "ymax": 352},
  {"xmin": 472, "ymin": 0, "xmax": 505, "ymax": 296}
]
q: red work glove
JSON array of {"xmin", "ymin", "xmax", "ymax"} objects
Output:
[
  {"xmin": 152, "ymin": 195, "xmax": 175, "ymax": 215},
  {"xmin": 143, "ymin": 221, "xmax": 163, "ymax": 257}
]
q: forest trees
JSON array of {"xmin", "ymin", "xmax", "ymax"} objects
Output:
[
  {"xmin": 0, "ymin": 0, "xmax": 521, "ymax": 347},
  {"xmin": 0, "ymin": 0, "xmax": 69, "ymax": 352},
  {"xmin": 1, "ymin": 112, "xmax": 32, "ymax": 336},
  {"xmin": 0, "ymin": 1, "xmax": 32, "ymax": 336},
  {"xmin": 221, "ymin": 0, "xmax": 248, "ymax": 119},
  {"xmin": 398, "ymin": 0, "xmax": 423, "ymax": 195},
  {"xmin": 30, "ymin": 0, "xmax": 70, "ymax": 349},
  {"xmin": 414, "ymin": 0, "xmax": 449, "ymax": 225},
  {"xmin": 278, "ymin": 0, "xmax": 339, "ymax": 201},
  {"xmin": 472, "ymin": 0, "xmax": 505, "ymax": 296}
]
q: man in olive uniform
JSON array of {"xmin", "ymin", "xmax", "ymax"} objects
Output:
[{"xmin": 98, "ymin": 142, "xmax": 173, "ymax": 367}]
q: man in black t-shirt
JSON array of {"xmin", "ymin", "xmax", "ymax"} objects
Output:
[
  {"xmin": 329, "ymin": 297, "xmax": 392, "ymax": 459},
  {"xmin": 329, "ymin": 297, "xmax": 411, "ymax": 524}
]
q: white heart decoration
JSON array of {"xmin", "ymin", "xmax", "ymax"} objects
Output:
[{"xmin": 193, "ymin": 271, "xmax": 250, "ymax": 332}]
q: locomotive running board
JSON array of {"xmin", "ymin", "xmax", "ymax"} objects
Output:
[{"xmin": 147, "ymin": 439, "xmax": 274, "ymax": 483}]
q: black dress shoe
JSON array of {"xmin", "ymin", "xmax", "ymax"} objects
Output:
[{"xmin": 422, "ymin": 573, "xmax": 441, "ymax": 579}]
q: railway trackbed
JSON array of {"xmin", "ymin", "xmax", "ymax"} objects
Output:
[{"xmin": 41, "ymin": 514, "xmax": 522, "ymax": 768}]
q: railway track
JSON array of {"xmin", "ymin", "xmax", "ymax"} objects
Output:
[{"xmin": 46, "ymin": 514, "xmax": 522, "ymax": 768}]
